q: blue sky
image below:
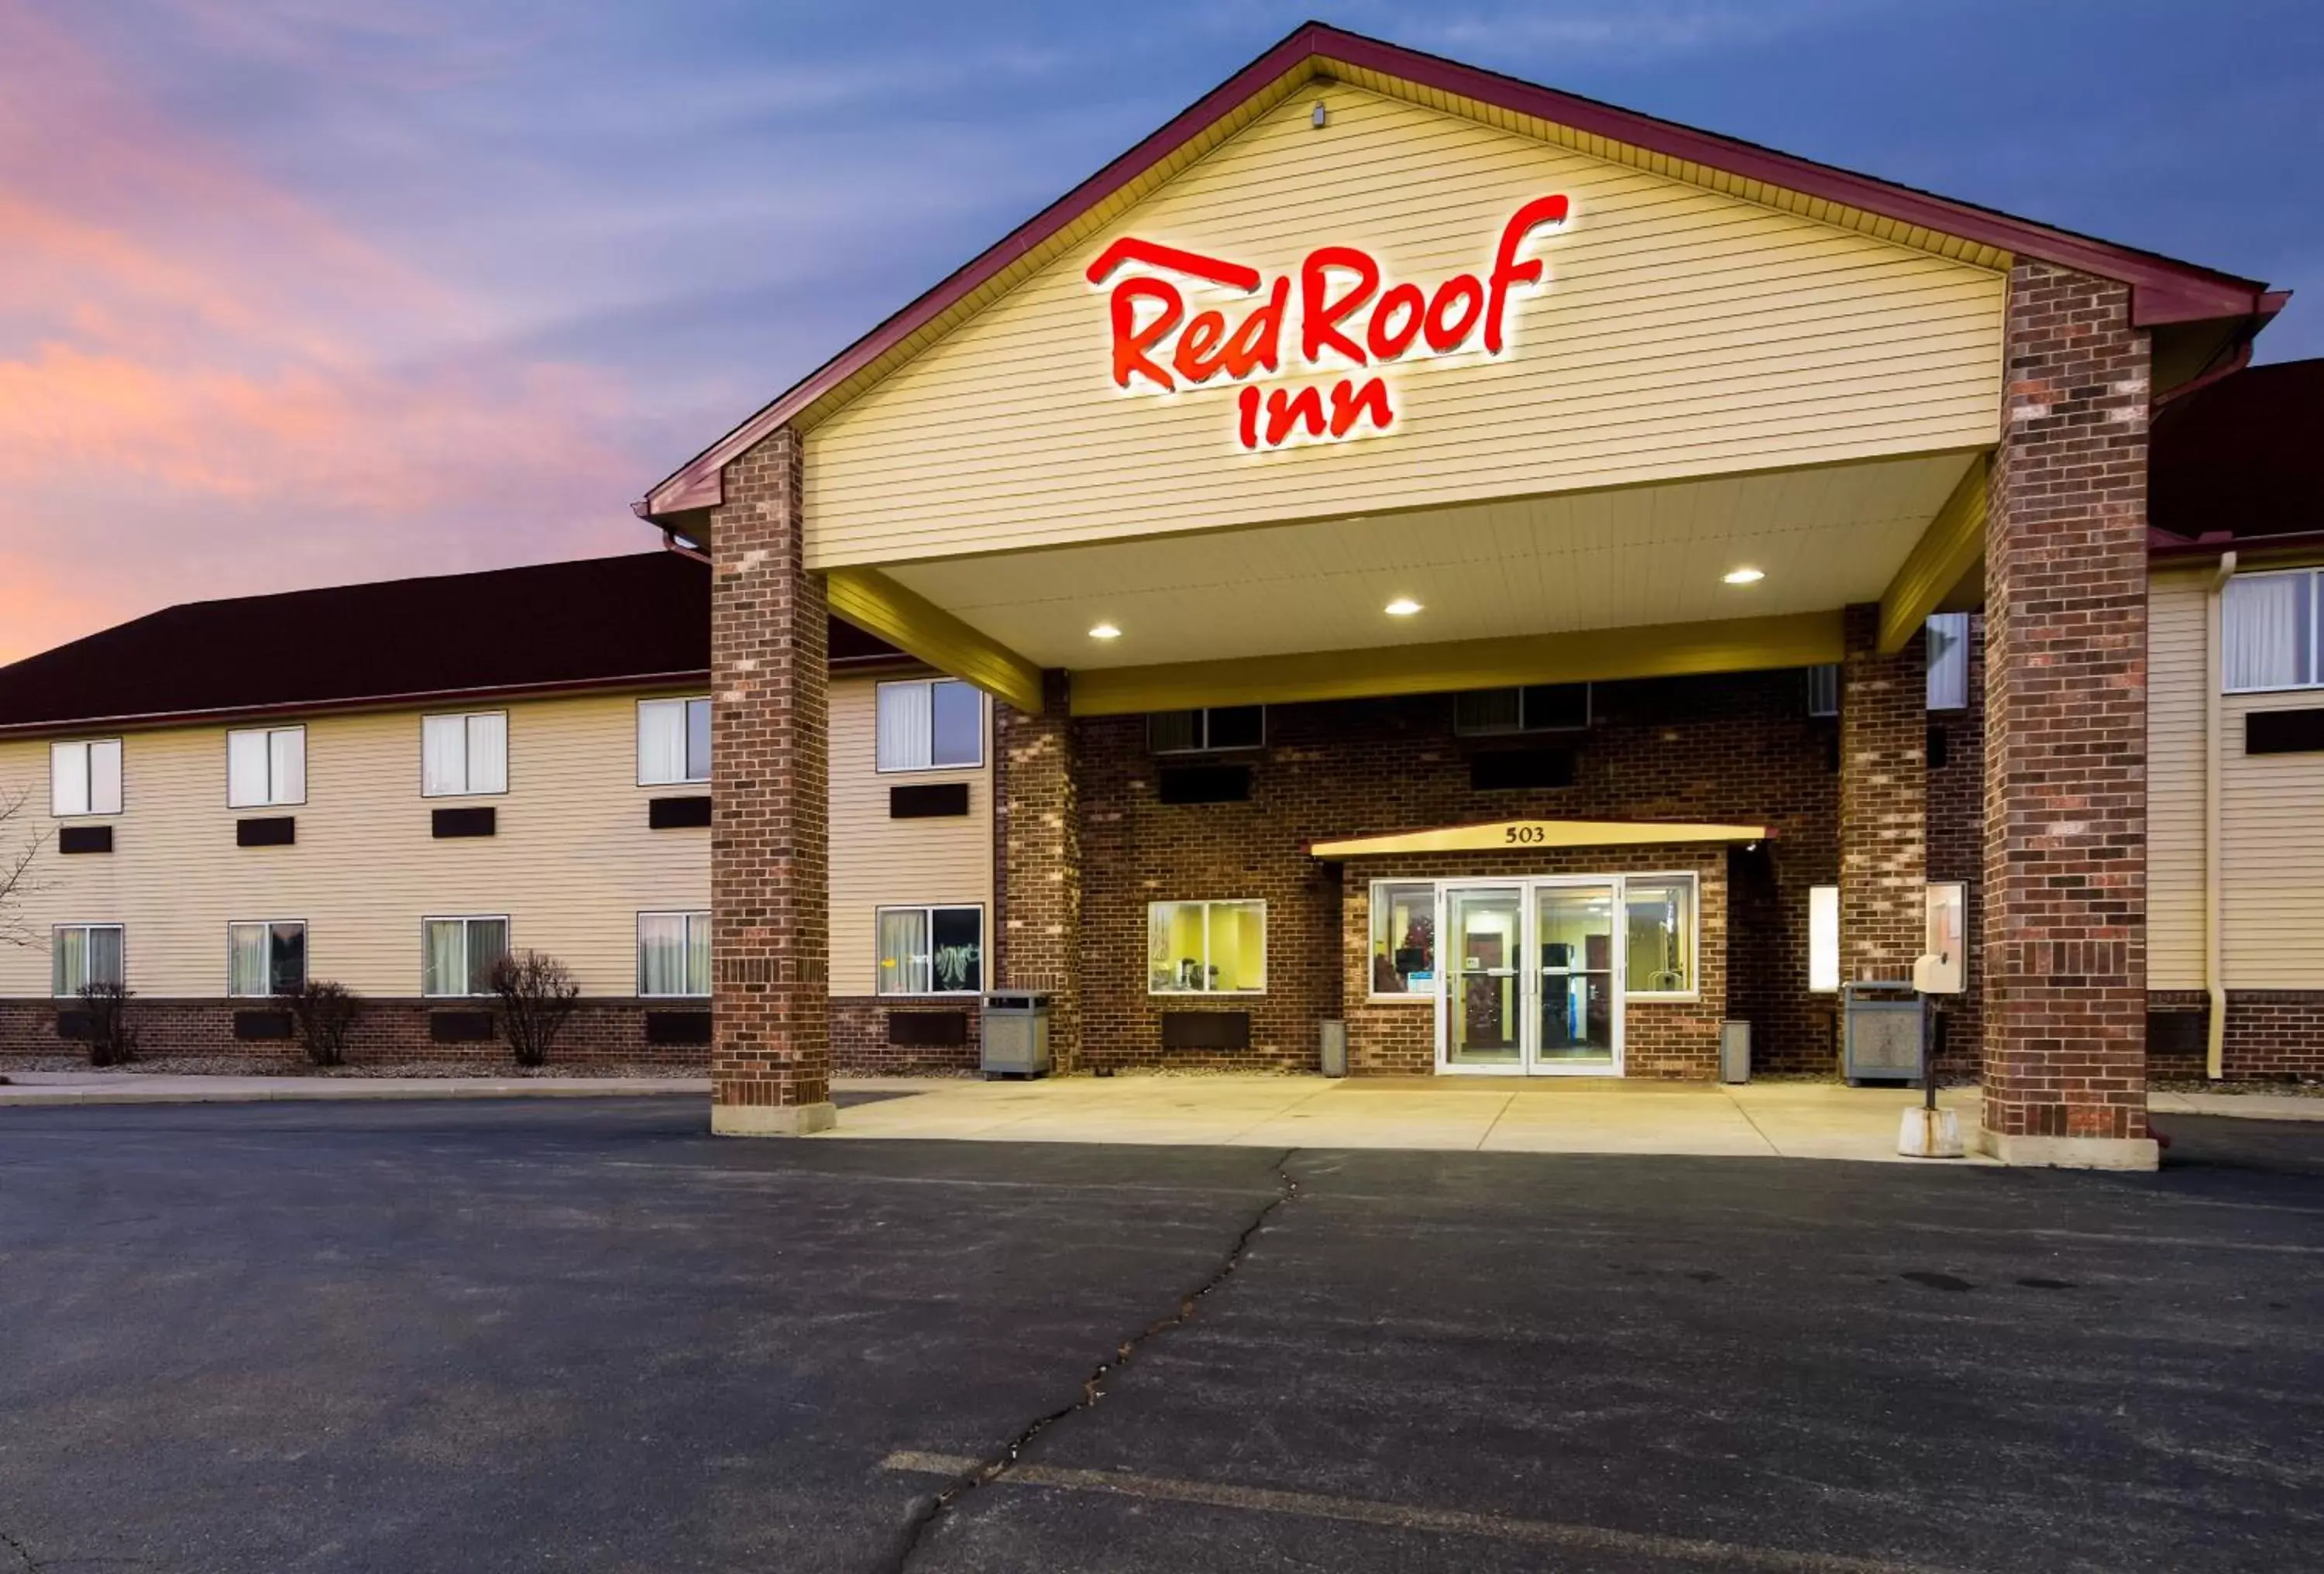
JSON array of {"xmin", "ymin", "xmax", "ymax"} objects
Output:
[{"xmin": 2, "ymin": 0, "xmax": 2316, "ymax": 658}]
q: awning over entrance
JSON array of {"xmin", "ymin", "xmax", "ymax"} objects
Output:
[{"xmin": 1308, "ymin": 819, "xmax": 1767, "ymax": 857}]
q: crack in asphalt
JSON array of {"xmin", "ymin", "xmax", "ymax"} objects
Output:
[
  {"xmin": 0, "ymin": 1525, "xmax": 38, "ymax": 1572},
  {"xmin": 878, "ymin": 1150, "xmax": 1301, "ymax": 1573}
]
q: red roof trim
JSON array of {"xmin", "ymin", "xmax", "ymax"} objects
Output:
[
  {"xmin": 639, "ymin": 21, "xmax": 2275, "ymax": 524},
  {"xmin": 2150, "ymin": 528, "xmax": 2324, "ymax": 564}
]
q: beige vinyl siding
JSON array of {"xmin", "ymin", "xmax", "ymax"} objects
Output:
[
  {"xmin": 803, "ymin": 83, "xmax": 2005, "ymax": 569},
  {"xmin": 2147, "ymin": 569, "xmax": 2207, "ymax": 989},
  {"xmin": 827, "ymin": 673, "xmax": 995, "ymax": 997},
  {"xmin": 0, "ymin": 692, "xmax": 707, "ymax": 1000}
]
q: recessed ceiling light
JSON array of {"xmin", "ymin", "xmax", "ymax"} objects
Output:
[
  {"xmin": 1384, "ymin": 597, "xmax": 1422, "ymax": 617},
  {"xmin": 1723, "ymin": 568, "xmax": 1765, "ymax": 586},
  {"xmin": 1088, "ymin": 623, "xmax": 1122, "ymax": 640}
]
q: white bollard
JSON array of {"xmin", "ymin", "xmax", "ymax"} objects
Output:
[{"xmin": 1898, "ymin": 1105, "xmax": 1965, "ymax": 1159}]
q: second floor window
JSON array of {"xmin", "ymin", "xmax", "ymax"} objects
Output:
[
  {"xmin": 2224, "ymin": 569, "xmax": 2319, "ymax": 692},
  {"xmin": 229, "ymin": 921, "xmax": 308, "ymax": 997},
  {"xmin": 227, "ymin": 726, "xmax": 305, "ymax": 809},
  {"xmin": 877, "ymin": 679, "xmax": 982, "ymax": 772},
  {"xmin": 423, "ymin": 713, "xmax": 509, "ymax": 797},
  {"xmin": 638, "ymin": 697, "xmax": 711, "ymax": 785},
  {"xmin": 50, "ymin": 738, "xmax": 122, "ymax": 817}
]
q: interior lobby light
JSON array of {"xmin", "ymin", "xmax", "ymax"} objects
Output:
[
  {"xmin": 1088, "ymin": 623, "xmax": 1122, "ymax": 640},
  {"xmin": 1723, "ymin": 567, "xmax": 1765, "ymax": 586},
  {"xmin": 1384, "ymin": 598, "xmax": 1422, "ymax": 617}
]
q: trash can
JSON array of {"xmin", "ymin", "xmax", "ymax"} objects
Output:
[
  {"xmin": 1719, "ymin": 1020, "xmax": 1751, "ymax": 1084},
  {"xmin": 982, "ymin": 991, "xmax": 1053, "ymax": 1079},
  {"xmin": 1319, "ymin": 1019, "xmax": 1348, "ymax": 1078},
  {"xmin": 1840, "ymin": 981, "xmax": 1922, "ymax": 1085}
]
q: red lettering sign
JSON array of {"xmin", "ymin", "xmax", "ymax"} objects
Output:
[{"xmin": 1088, "ymin": 197, "xmax": 1569, "ymax": 452}]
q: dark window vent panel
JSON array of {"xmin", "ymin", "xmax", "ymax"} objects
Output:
[
  {"xmin": 2246, "ymin": 707, "xmax": 2324, "ymax": 755},
  {"xmin": 58, "ymin": 825, "xmax": 113, "ymax": 855},
  {"xmin": 1469, "ymin": 748, "xmax": 1576, "ymax": 792},
  {"xmin": 2147, "ymin": 1009, "xmax": 2208, "ymax": 1054},
  {"xmin": 432, "ymin": 806, "xmax": 497, "ymax": 839},
  {"xmin": 1160, "ymin": 1010, "xmax": 1253, "ymax": 1050},
  {"xmin": 887, "ymin": 1009, "xmax": 970, "ymax": 1046},
  {"xmin": 236, "ymin": 816, "xmax": 297, "ymax": 847},
  {"xmin": 1157, "ymin": 765, "xmax": 1253, "ymax": 804},
  {"xmin": 1927, "ymin": 724, "xmax": 1950, "ymax": 771},
  {"xmin": 645, "ymin": 1009, "xmax": 713, "ymax": 1046},
  {"xmin": 428, "ymin": 1009, "xmax": 495, "ymax": 1043},
  {"xmin": 648, "ymin": 794, "xmax": 713, "ymax": 830},
  {"xmin": 233, "ymin": 1009, "xmax": 294, "ymax": 1041},
  {"xmin": 890, "ymin": 782, "xmax": 971, "ymax": 819},
  {"xmin": 54, "ymin": 1011, "xmax": 93, "ymax": 1042}
]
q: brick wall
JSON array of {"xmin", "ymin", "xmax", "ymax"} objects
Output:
[
  {"xmin": 2147, "ymin": 990, "xmax": 2324, "ymax": 1081},
  {"xmin": 1926, "ymin": 614, "xmax": 1985, "ymax": 1077},
  {"xmin": 830, "ymin": 997, "xmax": 982, "ymax": 1075},
  {"xmin": 0, "ymin": 997, "xmax": 708, "ymax": 1067},
  {"xmin": 1840, "ymin": 605, "xmax": 1927, "ymax": 983},
  {"xmin": 708, "ymin": 429, "xmax": 834, "ymax": 1126},
  {"xmin": 1073, "ymin": 671, "xmax": 1838, "ymax": 1074},
  {"xmin": 995, "ymin": 672, "xmax": 1082, "ymax": 1069},
  {"xmin": 1982, "ymin": 260, "xmax": 2150, "ymax": 1144},
  {"xmin": 1341, "ymin": 845, "xmax": 1728, "ymax": 1078}
]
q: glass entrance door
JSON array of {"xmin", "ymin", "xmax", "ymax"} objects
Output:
[{"xmin": 1436, "ymin": 878, "xmax": 1624, "ymax": 1076}]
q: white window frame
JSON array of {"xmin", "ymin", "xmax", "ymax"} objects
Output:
[
  {"xmin": 875, "ymin": 903, "xmax": 986, "ymax": 997},
  {"xmin": 421, "ymin": 711, "xmax": 510, "ymax": 798},
  {"xmin": 49, "ymin": 737, "xmax": 123, "ymax": 818},
  {"xmin": 225, "ymin": 725, "xmax": 306, "ymax": 809},
  {"xmin": 2223, "ymin": 566, "xmax": 2323, "ymax": 694},
  {"xmin": 1367, "ymin": 880, "xmax": 1440, "ymax": 1002},
  {"xmin": 1454, "ymin": 683, "xmax": 1592, "ymax": 737},
  {"xmin": 875, "ymin": 679, "xmax": 986, "ymax": 774},
  {"xmin": 1808, "ymin": 885, "xmax": 1841, "ymax": 993},
  {"xmin": 51, "ymin": 923, "xmax": 126, "ymax": 997},
  {"xmin": 421, "ymin": 914, "xmax": 511, "ymax": 999},
  {"xmin": 227, "ymin": 919, "xmax": 309, "ymax": 998},
  {"xmin": 636, "ymin": 696, "xmax": 712, "ymax": 786},
  {"xmin": 637, "ymin": 910, "xmax": 712, "ymax": 998},
  {"xmin": 1925, "ymin": 613, "xmax": 1970, "ymax": 711},
  {"xmin": 1621, "ymin": 871, "xmax": 1700, "ymax": 1002},
  {"xmin": 1147, "ymin": 706, "xmax": 1267, "ymax": 755},
  {"xmin": 1147, "ymin": 899, "xmax": 1268, "ymax": 996}
]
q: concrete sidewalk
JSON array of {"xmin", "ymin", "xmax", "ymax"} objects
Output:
[
  {"xmin": 0, "ymin": 1071, "xmax": 709, "ymax": 1105},
  {"xmin": 2150, "ymin": 1090, "xmax": 2324, "ymax": 1122},
  {"xmin": 830, "ymin": 1074, "xmax": 1995, "ymax": 1163}
]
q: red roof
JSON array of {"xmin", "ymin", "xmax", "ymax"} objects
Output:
[{"xmin": 641, "ymin": 21, "xmax": 2279, "ymax": 524}]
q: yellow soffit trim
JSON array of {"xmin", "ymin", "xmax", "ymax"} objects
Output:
[
  {"xmin": 1878, "ymin": 454, "xmax": 1989, "ymax": 655},
  {"xmin": 1068, "ymin": 610, "xmax": 1843, "ymax": 717},
  {"xmin": 824, "ymin": 568, "xmax": 1047, "ymax": 714},
  {"xmin": 1312, "ymin": 820, "xmax": 1769, "ymax": 857}
]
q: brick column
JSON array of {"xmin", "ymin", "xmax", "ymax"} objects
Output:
[
  {"xmin": 708, "ymin": 428, "xmax": 835, "ymax": 1136},
  {"xmin": 995, "ymin": 671, "xmax": 1081, "ymax": 1071},
  {"xmin": 1839, "ymin": 603, "xmax": 1927, "ymax": 985},
  {"xmin": 1980, "ymin": 260, "xmax": 2154, "ymax": 1168}
]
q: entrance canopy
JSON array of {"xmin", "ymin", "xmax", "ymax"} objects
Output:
[{"xmin": 1311, "ymin": 819, "xmax": 1769, "ymax": 858}]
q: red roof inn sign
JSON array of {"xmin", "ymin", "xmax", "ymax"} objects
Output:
[{"xmin": 1088, "ymin": 195, "xmax": 1570, "ymax": 452}]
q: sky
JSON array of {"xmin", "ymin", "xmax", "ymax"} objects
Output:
[{"xmin": 2, "ymin": 0, "xmax": 2319, "ymax": 664}]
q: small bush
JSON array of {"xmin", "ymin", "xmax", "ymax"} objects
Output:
[
  {"xmin": 490, "ymin": 950, "xmax": 579, "ymax": 1068},
  {"xmin": 287, "ymin": 979, "xmax": 364, "ymax": 1068},
  {"xmin": 76, "ymin": 981, "xmax": 139, "ymax": 1067}
]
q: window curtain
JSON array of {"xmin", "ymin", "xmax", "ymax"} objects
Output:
[
  {"xmin": 638, "ymin": 701, "xmax": 687, "ymax": 785},
  {"xmin": 2226, "ymin": 573, "xmax": 2312, "ymax": 690},
  {"xmin": 686, "ymin": 912, "xmax": 713, "ymax": 996},
  {"xmin": 878, "ymin": 909, "xmax": 929, "ymax": 994},
  {"xmin": 876, "ymin": 683, "xmax": 933, "ymax": 771},
  {"xmin": 50, "ymin": 742, "xmax": 88, "ymax": 816},
  {"xmin": 57, "ymin": 926, "xmax": 125, "ymax": 995},
  {"xmin": 228, "ymin": 730, "xmax": 270, "ymax": 808},
  {"xmin": 684, "ymin": 699, "xmax": 712, "ymax": 782},
  {"xmin": 638, "ymin": 914, "xmax": 688, "ymax": 995},
  {"xmin": 466, "ymin": 713, "xmax": 507, "ymax": 795},
  {"xmin": 467, "ymin": 919, "xmax": 509, "ymax": 995},
  {"xmin": 425, "ymin": 921, "xmax": 464, "ymax": 997},
  {"xmin": 89, "ymin": 740, "xmax": 122, "ymax": 815},
  {"xmin": 270, "ymin": 729, "xmax": 304, "ymax": 804},
  {"xmin": 423, "ymin": 716, "xmax": 467, "ymax": 796},
  {"xmin": 229, "ymin": 923, "xmax": 267, "ymax": 997},
  {"xmin": 1924, "ymin": 613, "xmax": 1969, "ymax": 710}
]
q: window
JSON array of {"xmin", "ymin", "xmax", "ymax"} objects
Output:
[
  {"xmin": 1805, "ymin": 665, "xmax": 1839, "ymax": 719},
  {"xmin": 229, "ymin": 921, "xmax": 308, "ymax": 997},
  {"xmin": 1147, "ymin": 705, "xmax": 1265, "ymax": 754},
  {"xmin": 638, "ymin": 696, "xmax": 711, "ymax": 785},
  {"xmin": 638, "ymin": 912, "xmax": 711, "ymax": 997},
  {"xmin": 876, "ymin": 905, "xmax": 983, "ymax": 995},
  {"xmin": 1624, "ymin": 875, "xmax": 1697, "ymax": 997},
  {"xmin": 1147, "ymin": 900, "xmax": 1266, "ymax": 994},
  {"xmin": 422, "ymin": 916, "xmax": 510, "ymax": 998},
  {"xmin": 1368, "ymin": 882, "xmax": 1437, "ymax": 998},
  {"xmin": 1925, "ymin": 613, "xmax": 1969, "ymax": 710},
  {"xmin": 1808, "ymin": 885, "xmax": 1840, "ymax": 992},
  {"xmin": 876, "ymin": 679, "xmax": 983, "ymax": 772},
  {"xmin": 2224, "ymin": 569, "xmax": 2321, "ymax": 692},
  {"xmin": 50, "ymin": 739, "xmax": 122, "ymax": 817},
  {"xmin": 1455, "ymin": 683, "xmax": 1590, "ymax": 735},
  {"xmin": 52, "ymin": 924, "xmax": 125, "ymax": 996},
  {"xmin": 227, "ymin": 726, "xmax": 305, "ymax": 808},
  {"xmin": 423, "ymin": 712, "xmax": 509, "ymax": 797}
]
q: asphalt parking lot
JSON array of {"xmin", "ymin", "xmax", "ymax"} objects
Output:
[{"xmin": 1, "ymin": 1098, "xmax": 2318, "ymax": 1573}]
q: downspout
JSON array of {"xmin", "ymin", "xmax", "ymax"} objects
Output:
[{"xmin": 2203, "ymin": 550, "xmax": 2236, "ymax": 1081}]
